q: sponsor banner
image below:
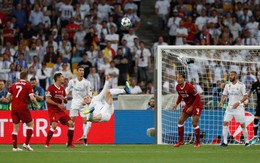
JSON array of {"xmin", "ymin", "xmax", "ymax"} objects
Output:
[{"xmin": 0, "ymin": 111, "xmax": 114, "ymax": 144}]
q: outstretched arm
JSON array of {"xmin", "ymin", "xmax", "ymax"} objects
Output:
[{"xmin": 94, "ymin": 75, "xmax": 110, "ymax": 101}]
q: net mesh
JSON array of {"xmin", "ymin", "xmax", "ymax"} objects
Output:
[{"xmin": 159, "ymin": 47, "xmax": 259, "ymax": 144}]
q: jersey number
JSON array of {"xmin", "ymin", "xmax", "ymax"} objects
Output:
[{"xmin": 16, "ymin": 85, "xmax": 23, "ymax": 98}]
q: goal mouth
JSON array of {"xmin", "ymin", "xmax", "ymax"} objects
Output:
[{"xmin": 156, "ymin": 46, "xmax": 260, "ymax": 145}]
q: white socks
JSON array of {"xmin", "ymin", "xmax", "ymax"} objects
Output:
[
  {"xmin": 109, "ymin": 89, "xmax": 125, "ymax": 95},
  {"xmin": 242, "ymin": 127, "xmax": 249, "ymax": 143},
  {"xmin": 83, "ymin": 122, "xmax": 92, "ymax": 138},
  {"xmin": 222, "ymin": 126, "xmax": 229, "ymax": 144}
]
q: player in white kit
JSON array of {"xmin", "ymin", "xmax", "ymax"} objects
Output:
[
  {"xmin": 65, "ymin": 65, "xmax": 92, "ymax": 145},
  {"xmin": 83, "ymin": 75, "xmax": 131, "ymax": 122},
  {"xmin": 219, "ymin": 71, "xmax": 249, "ymax": 147}
]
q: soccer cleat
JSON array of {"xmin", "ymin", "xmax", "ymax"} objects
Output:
[
  {"xmin": 245, "ymin": 143, "xmax": 250, "ymax": 147},
  {"xmin": 219, "ymin": 142, "xmax": 228, "ymax": 147},
  {"xmin": 250, "ymin": 136, "xmax": 259, "ymax": 145},
  {"xmin": 23, "ymin": 143, "xmax": 33, "ymax": 151},
  {"xmin": 12, "ymin": 148, "xmax": 23, "ymax": 152},
  {"xmin": 194, "ymin": 142, "xmax": 201, "ymax": 148},
  {"xmin": 44, "ymin": 144, "xmax": 50, "ymax": 148},
  {"xmin": 67, "ymin": 144, "xmax": 77, "ymax": 148},
  {"xmin": 173, "ymin": 141, "xmax": 184, "ymax": 147},
  {"xmin": 77, "ymin": 137, "xmax": 88, "ymax": 146},
  {"xmin": 83, "ymin": 107, "xmax": 95, "ymax": 114},
  {"xmin": 124, "ymin": 81, "xmax": 131, "ymax": 94}
]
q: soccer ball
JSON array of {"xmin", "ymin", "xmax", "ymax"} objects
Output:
[{"xmin": 121, "ymin": 17, "xmax": 131, "ymax": 28}]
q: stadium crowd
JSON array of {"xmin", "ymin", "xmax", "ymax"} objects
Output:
[{"xmin": 0, "ymin": 0, "xmax": 260, "ymax": 110}]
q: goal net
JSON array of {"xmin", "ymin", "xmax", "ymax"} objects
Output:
[{"xmin": 156, "ymin": 46, "xmax": 260, "ymax": 145}]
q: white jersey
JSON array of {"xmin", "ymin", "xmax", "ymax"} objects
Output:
[
  {"xmin": 66, "ymin": 78, "xmax": 92, "ymax": 109},
  {"xmin": 223, "ymin": 81, "xmax": 246, "ymax": 112}
]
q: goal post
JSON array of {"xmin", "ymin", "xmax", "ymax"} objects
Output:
[{"xmin": 156, "ymin": 45, "xmax": 260, "ymax": 145}]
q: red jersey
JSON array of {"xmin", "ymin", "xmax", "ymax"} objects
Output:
[
  {"xmin": 8, "ymin": 79, "xmax": 34, "ymax": 111},
  {"xmin": 176, "ymin": 82, "xmax": 203, "ymax": 108},
  {"xmin": 46, "ymin": 84, "xmax": 66, "ymax": 112}
]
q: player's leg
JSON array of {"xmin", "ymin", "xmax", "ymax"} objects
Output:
[
  {"xmin": 80, "ymin": 116, "xmax": 92, "ymax": 146},
  {"xmin": 45, "ymin": 121, "xmax": 58, "ymax": 148},
  {"xmin": 221, "ymin": 112, "xmax": 232, "ymax": 147},
  {"xmin": 66, "ymin": 120, "xmax": 75, "ymax": 148},
  {"xmin": 109, "ymin": 81, "xmax": 131, "ymax": 95},
  {"xmin": 11, "ymin": 110, "xmax": 22, "ymax": 151},
  {"xmin": 235, "ymin": 112, "xmax": 249, "ymax": 146},
  {"xmin": 21, "ymin": 110, "xmax": 34, "ymax": 151},
  {"xmin": 192, "ymin": 107, "xmax": 203, "ymax": 147},
  {"xmin": 251, "ymin": 106, "xmax": 260, "ymax": 144},
  {"xmin": 174, "ymin": 112, "xmax": 189, "ymax": 147}
]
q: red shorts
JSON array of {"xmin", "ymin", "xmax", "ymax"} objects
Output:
[
  {"xmin": 48, "ymin": 110, "xmax": 71, "ymax": 125},
  {"xmin": 182, "ymin": 105, "xmax": 203, "ymax": 117},
  {"xmin": 11, "ymin": 109, "xmax": 32, "ymax": 124}
]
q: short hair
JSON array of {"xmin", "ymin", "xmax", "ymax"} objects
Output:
[
  {"xmin": 54, "ymin": 72, "xmax": 62, "ymax": 82},
  {"xmin": 77, "ymin": 65, "xmax": 84, "ymax": 70},
  {"xmin": 20, "ymin": 71, "xmax": 28, "ymax": 80},
  {"xmin": 230, "ymin": 71, "xmax": 237, "ymax": 75},
  {"xmin": 178, "ymin": 72, "xmax": 186, "ymax": 79},
  {"xmin": 30, "ymin": 77, "xmax": 37, "ymax": 81},
  {"xmin": 0, "ymin": 79, "xmax": 5, "ymax": 84}
]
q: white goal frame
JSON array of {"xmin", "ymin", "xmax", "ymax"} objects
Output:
[{"xmin": 156, "ymin": 45, "xmax": 260, "ymax": 144}]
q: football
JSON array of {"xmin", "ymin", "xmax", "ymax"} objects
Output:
[{"xmin": 121, "ymin": 17, "xmax": 131, "ymax": 27}]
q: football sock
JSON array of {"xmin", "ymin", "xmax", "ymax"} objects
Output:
[
  {"xmin": 83, "ymin": 122, "xmax": 92, "ymax": 138},
  {"xmin": 178, "ymin": 124, "xmax": 184, "ymax": 142},
  {"xmin": 46, "ymin": 128, "xmax": 55, "ymax": 145},
  {"xmin": 222, "ymin": 126, "xmax": 228, "ymax": 144},
  {"xmin": 110, "ymin": 89, "xmax": 125, "ymax": 95},
  {"xmin": 254, "ymin": 119, "xmax": 259, "ymax": 136},
  {"xmin": 194, "ymin": 126, "xmax": 200, "ymax": 143},
  {"xmin": 242, "ymin": 127, "xmax": 249, "ymax": 143},
  {"xmin": 68, "ymin": 127, "xmax": 74, "ymax": 146},
  {"xmin": 12, "ymin": 132, "xmax": 18, "ymax": 148},
  {"xmin": 25, "ymin": 127, "xmax": 33, "ymax": 145}
]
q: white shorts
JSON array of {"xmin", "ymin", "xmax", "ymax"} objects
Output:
[
  {"xmin": 88, "ymin": 103, "xmax": 114, "ymax": 122},
  {"xmin": 70, "ymin": 106, "xmax": 87, "ymax": 117},
  {"xmin": 223, "ymin": 109, "xmax": 245, "ymax": 124}
]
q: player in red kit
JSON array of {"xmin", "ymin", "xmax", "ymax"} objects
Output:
[
  {"xmin": 172, "ymin": 73, "xmax": 203, "ymax": 148},
  {"xmin": 4, "ymin": 71, "xmax": 40, "ymax": 151},
  {"xmin": 45, "ymin": 72, "xmax": 75, "ymax": 148}
]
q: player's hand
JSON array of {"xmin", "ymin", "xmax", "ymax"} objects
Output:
[
  {"xmin": 105, "ymin": 75, "xmax": 110, "ymax": 81},
  {"xmin": 186, "ymin": 106, "xmax": 193, "ymax": 114},
  {"xmin": 36, "ymin": 105, "xmax": 41, "ymax": 110},
  {"xmin": 218, "ymin": 102, "xmax": 223, "ymax": 108},
  {"xmin": 233, "ymin": 102, "xmax": 240, "ymax": 109},
  {"xmin": 59, "ymin": 96, "xmax": 66, "ymax": 101},
  {"xmin": 58, "ymin": 104, "xmax": 66, "ymax": 110},
  {"xmin": 172, "ymin": 104, "xmax": 177, "ymax": 110}
]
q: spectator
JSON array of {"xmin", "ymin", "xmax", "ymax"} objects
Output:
[
  {"xmin": 124, "ymin": 0, "xmax": 138, "ymax": 15},
  {"xmin": 28, "ymin": 43, "xmax": 38, "ymax": 63},
  {"xmin": 36, "ymin": 62, "xmax": 48, "ymax": 91},
  {"xmin": 97, "ymin": 0, "xmax": 111, "ymax": 22},
  {"xmin": 87, "ymin": 67, "xmax": 100, "ymax": 94},
  {"xmin": 99, "ymin": 20, "xmax": 110, "ymax": 49},
  {"xmin": 14, "ymin": 53, "xmax": 28, "ymax": 71},
  {"xmin": 84, "ymin": 26, "xmax": 99, "ymax": 50},
  {"xmin": 155, "ymin": 0, "xmax": 170, "ymax": 31},
  {"xmin": 135, "ymin": 41, "xmax": 151, "ymax": 83},
  {"xmin": 2, "ymin": 21, "xmax": 15, "ymax": 46},
  {"xmin": 86, "ymin": 45, "xmax": 98, "ymax": 66},
  {"xmin": 152, "ymin": 36, "xmax": 168, "ymax": 56},
  {"xmin": 102, "ymin": 41, "xmax": 116, "ymax": 62},
  {"xmin": 28, "ymin": 66, "xmax": 38, "ymax": 82},
  {"xmin": 11, "ymin": 3, "xmax": 27, "ymax": 30},
  {"xmin": 58, "ymin": 39, "xmax": 72, "ymax": 61},
  {"xmin": 105, "ymin": 60, "xmax": 119, "ymax": 88},
  {"xmin": 241, "ymin": 29, "xmax": 258, "ymax": 45},
  {"xmin": 30, "ymin": 77, "xmax": 46, "ymax": 110},
  {"xmin": 195, "ymin": 9, "xmax": 208, "ymax": 31},
  {"xmin": 113, "ymin": 48, "xmax": 129, "ymax": 86},
  {"xmin": 175, "ymin": 20, "xmax": 188, "ymax": 45},
  {"xmin": 167, "ymin": 10, "xmax": 181, "ymax": 45},
  {"xmin": 129, "ymin": 78, "xmax": 142, "ymax": 94},
  {"xmin": 59, "ymin": 0, "xmax": 74, "ymax": 28},
  {"xmin": 44, "ymin": 34, "xmax": 58, "ymax": 52},
  {"xmin": 183, "ymin": 16, "xmax": 198, "ymax": 45},
  {"xmin": 245, "ymin": 17, "xmax": 259, "ymax": 39},
  {"xmin": 242, "ymin": 67, "xmax": 257, "ymax": 91},
  {"xmin": 211, "ymin": 61, "xmax": 227, "ymax": 84},
  {"xmin": 212, "ymin": 80, "xmax": 226, "ymax": 110},
  {"xmin": 105, "ymin": 26, "xmax": 119, "ymax": 51},
  {"xmin": 0, "ymin": 80, "xmax": 9, "ymax": 110},
  {"xmin": 61, "ymin": 62, "xmax": 74, "ymax": 80},
  {"xmin": 98, "ymin": 56, "xmax": 110, "ymax": 86},
  {"xmin": 147, "ymin": 97, "xmax": 155, "ymax": 110},
  {"xmin": 29, "ymin": 3, "xmax": 44, "ymax": 29},
  {"xmin": 66, "ymin": 17, "xmax": 80, "ymax": 45},
  {"xmin": 122, "ymin": 28, "xmax": 138, "ymax": 52},
  {"xmin": 7, "ymin": 63, "xmax": 17, "ymax": 84},
  {"xmin": 44, "ymin": 46, "xmax": 57, "ymax": 64},
  {"xmin": 123, "ymin": 7, "xmax": 141, "ymax": 31},
  {"xmin": 121, "ymin": 39, "xmax": 133, "ymax": 76},
  {"xmin": 51, "ymin": 56, "xmax": 63, "ymax": 76},
  {"xmin": 78, "ymin": 53, "xmax": 92, "ymax": 78},
  {"xmin": 147, "ymin": 80, "xmax": 154, "ymax": 94},
  {"xmin": 30, "ymin": 55, "xmax": 41, "ymax": 70},
  {"xmin": 73, "ymin": 24, "xmax": 86, "ymax": 57},
  {"xmin": 139, "ymin": 80, "xmax": 147, "ymax": 94},
  {"xmin": 79, "ymin": 0, "xmax": 90, "ymax": 20},
  {"xmin": 228, "ymin": 17, "xmax": 242, "ymax": 41}
]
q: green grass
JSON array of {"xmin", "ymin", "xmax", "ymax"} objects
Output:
[{"xmin": 0, "ymin": 144, "xmax": 260, "ymax": 163}]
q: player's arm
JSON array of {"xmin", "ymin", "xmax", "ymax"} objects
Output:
[
  {"xmin": 35, "ymin": 89, "xmax": 44, "ymax": 101},
  {"xmin": 233, "ymin": 84, "xmax": 247, "ymax": 109},
  {"xmin": 65, "ymin": 79, "xmax": 72, "ymax": 95},
  {"xmin": 46, "ymin": 96, "xmax": 65, "ymax": 110},
  {"xmin": 94, "ymin": 75, "xmax": 110, "ymax": 101},
  {"xmin": 1, "ymin": 93, "xmax": 12, "ymax": 103},
  {"xmin": 29, "ymin": 94, "xmax": 41, "ymax": 110},
  {"xmin": 173, "ymin": 94, "xmax": 182, "ymax": 110}
]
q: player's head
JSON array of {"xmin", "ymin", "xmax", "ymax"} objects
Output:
[
  {"xmin": 229, "ymin": 71, "xmax": 237, "ymax": 82},
  {"xmin": 176, "ymin": 72, "xmax": 186, "ymax": 85},
  {"xmin": 0, "ymin": 80, "xmax": 5, "ymax": 90},
  {"xmin": 20, "ymin": 71, "xmax": 28, "ymax": 81},
  {"xmin": 84, "ymin": 95, "xmax": 92, "ymax": 104},
  {"xmin": 148, "ymin": 97, "xmax": 155, "ymax": 108},
  {"xmin": 77, "ymin": 65, "xmax": 85, "ymax": 78},
  {"xmin": 54, "ymin": 72, "xmax": 64, "ymax": 84},
  {"xmin": 30, "ymin": 77, "xmax": 37, "ymax": 87}
]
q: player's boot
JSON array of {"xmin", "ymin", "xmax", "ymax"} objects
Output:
[
  {"xmin": 44, "ymin": 144, "xmax": 50, "ymax": 148},
  {"xmin": 124, "ymin": 81, "xmax": 131, "ymax": 94},
  {"xmin": 67, "ymin": 144, "xmax": 77, "ymax": 148},
  {"xmin": 250, "ymin": 136, "xmax": 259, "ymax": 145},
  {"xmin": 83, "ymin": 106, "xmax": 95, "ymax": 114},
  {"xmin": 173, "ymin": 141, "xmax": 184, "ymax": 147},
  {"xmin": 245, "ymin": 143, "xmax": 250, "ymax": 147},
  {"xmin": 194, "ymin": 142, "xmax": 201, "ymax": 148},
  {"xmin": 77, "ymin": 137, "xmax": 88, "ymax": 146},
  {"xmin": 12, "ymin": 148, "xmax": 23, "ymax": 152},
  {"xmin": 23, "ymin": 143, "xmax": 34, "ymax": 151},
  {"xmin": 219, "ymin": 142, "xmax": 228, "ymax": 147}
]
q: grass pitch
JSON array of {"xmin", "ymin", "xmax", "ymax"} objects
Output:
[{"xmin": 0, "ymin": 144, "xmax": 260, "ymax": 163}]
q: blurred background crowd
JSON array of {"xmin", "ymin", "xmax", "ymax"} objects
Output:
[{"xmin": 0, "ymin": 0, "xmax": 259, "ymax": 110}]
